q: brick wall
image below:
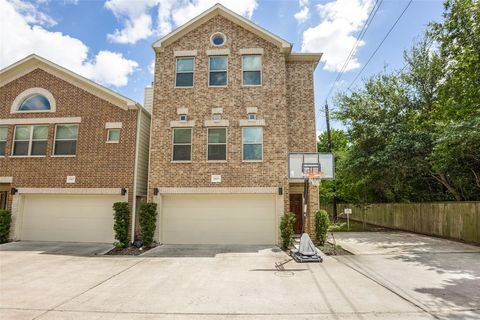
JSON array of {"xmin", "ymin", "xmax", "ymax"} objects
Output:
[{"xmin": 0, "ymin": 69, "xmax": 138, "ymax": 208}]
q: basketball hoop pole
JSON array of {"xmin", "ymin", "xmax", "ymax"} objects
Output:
[{"xmin": 302, "ymin": 175, "xmax": 309, "ymax": 234}]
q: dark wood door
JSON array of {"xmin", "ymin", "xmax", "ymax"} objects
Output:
[
  {"xmin": 289, "ymin": 194, "xmax": 303, "ymax": 234},
  {"xmin": 0, "ymin": 191, "xmax": 6, "ymax": 210}
]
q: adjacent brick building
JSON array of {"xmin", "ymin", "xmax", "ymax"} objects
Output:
[
  {"xmin": 148, "ymin": 4, "xmax": 323, "ymax": 244},
  {"xmin": 0, "ymin": 55, "xmax": 150, "ymax": 243}
]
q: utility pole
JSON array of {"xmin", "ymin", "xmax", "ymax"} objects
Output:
[{"xmin": 324, "ymin": 101, "xmax": 337, "ymax": 222}]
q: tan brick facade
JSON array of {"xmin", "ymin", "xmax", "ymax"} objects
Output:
[{"xmin": 149, "ymin": 13, "xmax": 320, "ymax": 236}]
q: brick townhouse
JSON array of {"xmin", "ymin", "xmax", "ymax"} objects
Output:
[{"xmin": 148, "ymin": 4, "xmax": 328, "ymax": 244}]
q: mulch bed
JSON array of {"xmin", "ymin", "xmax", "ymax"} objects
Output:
[
  {"xmin": 318, "ymin": 242, "xmax": 352, "ymax": 256},
  {"xmin": 105, "ymin": 245, "xmax": 155, "ymax": 256}
]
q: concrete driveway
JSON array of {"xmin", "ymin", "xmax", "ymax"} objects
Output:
[
  {"xmin": 333, "ymin": 231, "xmax": 480, "ymax": 320},
  {"xmin": 0, "ymin": 238, "xmax": 474, "ymax": 320}
]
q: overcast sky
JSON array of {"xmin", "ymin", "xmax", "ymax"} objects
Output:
[{"xmin": 0, "ymin": 0, "xmax": 444, "ymax": 131}]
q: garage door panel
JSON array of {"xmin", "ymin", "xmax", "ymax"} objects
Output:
[
  {"xmin": 161, "ymin": 194, "xmax": 276, "ymax": 245},
  {"xmin": 21, "ymin": 194, "xmax": 122, "ymax": 243}
]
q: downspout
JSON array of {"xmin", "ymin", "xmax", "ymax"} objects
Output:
[{"xmin": 131, "ymin": 107, "xmax": 142, "ymax": 243}]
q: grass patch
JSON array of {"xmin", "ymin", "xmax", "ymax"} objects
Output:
[{"xmin": 328, "ymin": 219, "xmax": 388, "ymax": 232}]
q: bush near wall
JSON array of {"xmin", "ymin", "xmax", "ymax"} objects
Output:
[
  {"xmin": 280, "ymin": 212, "xmax": 296, "ymax": 250},
  {"xmin": 315, "ymin": 210, "xmax": 330, "ymax": 246},
  {"xmin": 113, "ymin": 202, "xmax": 130, "ymax": 248},
  {"xmin": 139, "ymin": 202, "xmax": 157, "ymax": 247},
  {"xmin": 0, "ymin": 209, "xmax": 12, "ymax": 243}
]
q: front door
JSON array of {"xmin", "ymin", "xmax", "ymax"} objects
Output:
[{"xmin": 289, "ymin": 194, "xmax": 303, "ymax": 234}]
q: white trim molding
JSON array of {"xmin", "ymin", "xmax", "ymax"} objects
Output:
[
  {"xmin": 211, "ymin": 107, "xmax": 223, "ymax": 114},
  {"xmin": 16, "ymin": 187, "xmax": 125, "ymax": 195},
  {"xmin": 0, "ymin": 117, "xmax": 81, "ymax": 125},
  {"xmin": 246, "ymin": 107, "xmax": 258, "ymax": 114},
  {"xmin": 0, "ymin": 177, "xmax": 13, "ymax": 183},
  {"xmin": 239, "ymin": 48, "xmax": 264, "ymax": 55},
  {"xmin": 174, "ymin": 50, "xmax": 197, "ymax": 57},
  {"xmin": 204, "ymin": 119, "xmax": 229, "ymax": 127},
  {"xmin": 11, "ymin": 87, "xmax": 56, "ymax": 114},
  {"xmin": 157, "ymin": 187, "xmax": 278, "ymax": 194},
  {"xmin": 239, "ymin": 119, "xmax": 265, "ymax": 127},
  {"xmin": 206, "ymin": 49, "xmax": 230, "ymax": 55},
  {"xmin": 105, "ymin": 122, "xmax": 123, "ymax": 129},
  {"xmin": 170, "ymin": 120, "xmax": 195, "ymax": 127}
]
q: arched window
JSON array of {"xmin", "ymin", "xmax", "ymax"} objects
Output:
[
  {"xmin": 18, "ymin": 94, "xmax": 51, "ymax": 111},
  {"xmin": 11, "ymin": 88, "xmax": 56, "ymax": 113}
]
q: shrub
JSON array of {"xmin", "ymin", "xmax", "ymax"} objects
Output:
[
  {"xmin": 113, "ymin": 202, "xmax": 130, "ymax": 248},
  {"xmin": 0, "ymin": 209, "xmax": 12, "ymax": 243},
  {"xmin": 315, "ymin": 209, "xmax": 330, "ymax": 245},
  {"xmin": 280, "ymin": 212, "xmax": 296, "ymax": 250},
  {"xmin": 139, "ymin": 202, "xmax": 157, "ymax": 247}
]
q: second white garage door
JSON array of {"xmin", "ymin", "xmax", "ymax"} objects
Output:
[
  {"xmin": 21, "ymin": 194, "xmax": 124, "ymax": 243},
  {"xmin": 161, "ymin": 194, "xmax": 276, "ymax": 245}
]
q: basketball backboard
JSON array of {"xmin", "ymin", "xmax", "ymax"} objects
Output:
[{"xmin": 288, "ymin": 153, "xmax": 335, "ymax": 180}]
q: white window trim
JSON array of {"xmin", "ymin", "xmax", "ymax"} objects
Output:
[
  {"xmin": 0, "ymin": 126, "xmax": 7, "ymax": 157},
  {"xmin": 208, "ymin": 56, "xmax": 228, "ymax": 88},
  {"xmin": 210, "ymin": 32, "xmax": 226, "ymax": 47},
  {"xmin": 241, "ymin": 55, "xmax": 262, "ymax": 87},
  {"xmin": 107, "ymin": 128, "xmax": 121, "ymax": 144},
  {"xmin": 11, "ymin": 125, "xmax": 48, "ymax": 157},
  {"xmin": 53, "ymin": 124, "xmax": 79, "ymax": 157},
  {"xmin": 175, "ymin": 57, "xmax": 195, "ymax": 88},
  {"xmin": 242, "ymin": 127, "xmax": 263, "ymax": 162},
  {"xmin": 11, "ymin": 88, "xmax": 56, "ymax": 114},
  {"xmin": 105, "ymin": 122, "xmax": 122, "ymax": 129},
  {"xmin": 207, "ymin": 127, "xmax": 227, "ymax": 162},
  {"xmin": 172, "ymin": 128, "xmax": 192, "ymax": 162}
]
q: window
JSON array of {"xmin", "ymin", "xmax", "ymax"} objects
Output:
[
  {"xmin": 176, "ymin": 57, "xmax": 194, "ymax": 87},
  {"xmin": 242, "ymin": 55, "xmax": 262, "ymax": 86},
  {"xmin": 179, "ymin": 114, "xmax": 188, "ymax": 121},
  {"xmin": 248, "ymin": 113, "xmax": 257, "ymax": 120},
  {"xmin": 242, "ymin": 127, "xmax": 263, "ymax": 161},
  {"xmin": 209, "ymin": 56, "xmax": 227, "ymax": 86},
  {"xmin": 54, "ymin": 124, "xmax": 78, "ymax": 156},
  {"xmin": 210, "ymin": 32, "xmax": 226, "ymax": 46},
  {"xmin": 212, "ymin": 113, "xmax": 222, "ymax": 121},
  {"xmin": 12, "ymin": 125, "xmax": 48, "ymax": 156},
  {"xmin": 172, "ymin": 128, "xmax": 192, "ymax": 161},
  {"xmin": 208, "ymin": 128, "xmax": 227, "ymax": 161},
  {"xmin": 0, "ymin": 127, "xmax": 7, "ymax": 156},
  {"xmin": 18, "ymin": 94, "xmax": 51, "ymax": 111},
  {"xmin": 107, "ymin": 129, "xmax": 120, "ymax": 143}
]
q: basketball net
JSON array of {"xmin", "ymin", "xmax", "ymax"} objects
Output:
[{"xmin": 303, "ymin": 170, "xmax": 324, "ymax": 187}]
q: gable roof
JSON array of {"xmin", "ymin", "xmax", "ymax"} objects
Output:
[
  {"xmin": 0, "ymin": 54, "xmax": 142, "ymax": 111},
  {"xmin": 153, "ymin": 4, "xmax": 292, "ymax": 53}
]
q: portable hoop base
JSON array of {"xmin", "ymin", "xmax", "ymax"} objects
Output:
[{"xmin": 292, "ymin": 252, "xmax": 322, "ymax": 263}]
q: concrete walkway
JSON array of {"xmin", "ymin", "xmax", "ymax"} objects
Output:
[
  {"xmin": 333, "ymin": 231, "xmax": 480, "ymax": 320},
  {"xmin": 0, "ymin": 241, "xmax": 439, "ymax": 320}
]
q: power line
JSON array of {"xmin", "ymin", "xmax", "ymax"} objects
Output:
[
  {"xmin": 347, "ymin": 0, "xmax": 414, "ymax": 90},
  {"xmin": 324, "ymin": 0, "xmax": 383, "ymax": 102}
]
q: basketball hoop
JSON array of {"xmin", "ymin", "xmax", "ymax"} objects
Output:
[{"xmin": 303, "ymin": 170, "xmax": 324, "ymax": 186}]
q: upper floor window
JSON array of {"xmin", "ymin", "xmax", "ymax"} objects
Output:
[
  {"xmin": 172, "ymin": 128, "xmax": 192, "ymax": 161},
  {"xmin": 208, "ymin": 128, "xmax": 227, "ymax": 161},
  {"xmin": 242, "ymin": 127, "xmax": 263, "ymax": 161},
  {"xmin": 11, "ymin": 88, "xmax": 56, "ymax": 113},
  {"xmin": 210, "ymin": 32, "xmax": 226, "ymax": 46},
  {"xmin": 107, "ymin": 129, "xmax": 120, "ymax": 143},
  {"xmin": 12, "ymin": 125, "xmax": 48, "ymax": 156},
  {"xmin": 209, "ymin": 56, "xmax": 227, "ymax": 87},
  {"xmin": 0, "ymin": 127, "xmax": 7, "ymax": 156},
  {"xmin": 242, "ymin": 55, "xmax": 262, "ymax": 86},
  {"xmin": 176, "ymin": 57, "xmax": 194, "ymax": 87},
  {"xmin": 54, "ymin": 124, "xmax": 78, "ymax": 156}
]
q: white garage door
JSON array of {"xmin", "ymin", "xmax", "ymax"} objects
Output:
[
  {"xmin": 161, "ymin": 194, "xmax": 276, "ymax": 245},
  {"xmin": 21, "ymin": 194, "xmax": 124, "ymax": 243}
]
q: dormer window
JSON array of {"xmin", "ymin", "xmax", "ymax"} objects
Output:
[
  {"xmin": 248, "ymin": 113, "xmax": 257, "ymax": 120},
  {"xmin": 179, "ymin": 114, "xmax": 188, "ymax": 121},
  {"xmin": 11, "ymin": 88, "xmax": 56, "ymax": 113}
]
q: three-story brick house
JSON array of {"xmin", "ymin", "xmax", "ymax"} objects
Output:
[{"xmin": 148, "ymin": 4, "xmax": 322, "ymax": 244}]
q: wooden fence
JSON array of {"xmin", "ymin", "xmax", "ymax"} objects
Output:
[{"xmin": 320, "ymin": 202, "xmax": 480, "ymax": 244}]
